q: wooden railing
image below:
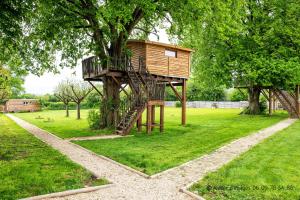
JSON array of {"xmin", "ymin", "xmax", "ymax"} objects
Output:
[
  {"xmin": 82, "ymin": 56, "xmax": 131, "ymax": 79},
  {"xmin": 115, "ymin": 57, "xmax": 165, "ymax": 134}
]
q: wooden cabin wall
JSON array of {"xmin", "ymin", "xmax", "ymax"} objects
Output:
[
  {"xmin": 145, "ymin": 44, "xmax": 190, "ymax": 78},
  {"xmin": 5, "ymin": 100, "xmax": 41, "ymax": 112},
  {"xmin": 127, "ymin": 42, "xmax": 146, "ymax": 71}
]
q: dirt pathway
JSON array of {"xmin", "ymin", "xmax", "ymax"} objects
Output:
[{"xmin": 7, "ymin": 114, "xmax": 296, "ymax": 200}]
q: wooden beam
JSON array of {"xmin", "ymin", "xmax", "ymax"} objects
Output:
[
  {"xmin": 148, "ymin": 100, "xmax": 164, "ymax": 106},
  {"xmin": 169, "ymin": 81, "xmax": 182, "ymax": 102},
  {"xmin": 111, "ymin": 76, "xmax": 129, "ymax": 97},
  {"xmin": 119, "ymin": 84, "xmax": 128, "ymax": 93},
  {"xmin": 146, "ymin": 104, "xmax": 152, "ymax": 134},
  {"xmin": 261, "ymin": 89, "xmax": 269, "ymax": 101},
  {"xmin": 87, "ymin": 81, "xmax": 103, "ymax": 97},
  {"xmin": 160, "ymin": 105, "xmax": 164, "ymax": 132},
  {"xmin": 182, "ymin": 79, "xmax": 187, "ymax": 125},
  {"xmin": 151, "ymin": 105, "xmax": 155, "ymax": 131}
]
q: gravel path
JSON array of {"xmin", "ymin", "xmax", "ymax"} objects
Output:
[{"xmin": 7, "ymin": 114, "xmax": 296, "ymax": 200}]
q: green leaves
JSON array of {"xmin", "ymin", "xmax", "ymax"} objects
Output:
[{"xmin": 184, "ymin": 0, "xmax": 300, "ymax": 89}]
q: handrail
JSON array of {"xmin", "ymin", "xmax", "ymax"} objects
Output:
[{"xmin": 82, "ymin": 56, "xmax": 130, "ymax": 78}]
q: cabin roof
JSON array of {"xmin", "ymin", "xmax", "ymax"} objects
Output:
[{"xmin": 127, "ymin": 40, "xmax": 193, "ymax": 52}]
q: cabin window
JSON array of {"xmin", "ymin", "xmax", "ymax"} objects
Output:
[{"xmin": 165, "ymin": 49, "xmax": 177, "ymax": 58}]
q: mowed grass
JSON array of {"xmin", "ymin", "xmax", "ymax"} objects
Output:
[
  {"xmin": 13, "ymin": 110, "xmax": 112, "ymax": 138},
  {"xmin": 0, "ymin": 114, "xmax": 108, "ymax": 200},
  {"xmin": 74, "ymin": 108, "xmax": 287, "ymax": 175},
  {"xmin": 190, "ymin": 120, "xmax": 300, "ymax": 200}
]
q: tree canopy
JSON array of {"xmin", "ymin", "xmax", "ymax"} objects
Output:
[
  {"xmin": 183, "ymin": 0, "xmax": 300, "ymax": 113},
  {"xmin": 0, "ymin": 0, "xmax": 202, "ymax": 75}
]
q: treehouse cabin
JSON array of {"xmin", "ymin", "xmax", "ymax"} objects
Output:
[
  {"xmin": 82, "ymin": 40, "xmax": 193, "ymax": 135},
  {"xmin": 3, "ymin": 99, "xmax": 41, "ymax": 113}
]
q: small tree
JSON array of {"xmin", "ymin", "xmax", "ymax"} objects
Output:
[
  {"xmin": 54, "ymin": 81, "xmax": 72, "ymax": 117},
  {"xmin": 68, "ymin": 80, "xmax": 93, "ymax": 120}
]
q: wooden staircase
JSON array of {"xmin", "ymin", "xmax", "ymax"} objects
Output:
[
  {"xmin": 115, "ymin": 59, "xmax": 165, "ymax": 135},
  {"xmin": 273, "ymin": 89, "xmax": 299, "ymax": 118}
]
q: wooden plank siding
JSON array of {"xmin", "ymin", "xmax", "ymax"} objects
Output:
[
  {"xmin": 127, "ymin": 40, "xmax": 192, "ymax": 79},
  {"xmin": 4, "ymin": 99, "xmax": 41, "ymax": 112},
  {"xmin": 127, "ymin": 42, "xmax": 146, "ymax": 71}
]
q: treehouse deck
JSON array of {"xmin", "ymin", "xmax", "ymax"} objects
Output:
[{"xmin": 82, "ymin": 40, "xmax": 192, "ymax": 135}]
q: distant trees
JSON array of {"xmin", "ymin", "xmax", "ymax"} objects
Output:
[
  {"xmin": 54, "ymin": 81, "xmax": 72, "ymax": 117},
  {"xmin": 67, "ymin": 80, "xmax": 93, "ymax": 120},
  {"xmin": 54, "ymin": 80, "xmax": 93, "ymax": 119}
]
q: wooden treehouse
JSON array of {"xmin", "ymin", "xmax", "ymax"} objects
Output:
[{"xmin": 82, "ymin": 40, "xmax": 192, "ymax": 135}]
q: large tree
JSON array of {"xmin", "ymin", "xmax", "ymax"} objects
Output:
[
  {"xmin": 6, "ymin": 0, "xmax": 201, "ymax": 127},
  {"xmin": 184, "ymin": 0, "xmax": 300, "ymax": 114}
]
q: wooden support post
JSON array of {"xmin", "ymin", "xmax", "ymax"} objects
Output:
[
  {"xmin": 182, "ymin": 79, "xmax": 187, "ymax": 125},
  {"xmin": 269, "ymin": 89, "xmax": 273, "ymax": 115},
  {"xmin": 296, "ymin": 85, "xmax": 300, "ymax": 116},
  {"xmin": 151, "ymin": 105, "xmax": 155, "ymax": 131},
  {"xmin": 160, "ymin": 105, "xmax": 164, "ymax": 132},
  {"xmin": 137, "ymin": 115, "xmax": 142, "ymax": 132},
  {"xmin": 146, "ymin": 105, "xmax": 152, "ymax": 134}
]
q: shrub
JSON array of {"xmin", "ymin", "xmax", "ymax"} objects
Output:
[
  {"xmin": 87, "ymin": 110, "xmax": 101, "ymax": 130},
  {"xmin": 44, "ymin": 102, "xmax": 77, "ymax": 110},
  {"xmin": 175, "ymin": 101, "xmax": 182, "ymax": 107},
  {"xmin": 241, "ymin": 98, "xmax": 267, "ymax": 115},
  {"xmin": 229, "ymin": 89, "xmax": 248, "ymax": 101}
]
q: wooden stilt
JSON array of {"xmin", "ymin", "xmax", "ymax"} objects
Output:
[
  {"xmin": 151, "ymin": 105, "xmax": 155, "ymax": 131},
  {"xmin": 269, "ymin": 89, "xmax": 273, "ymax": 115},
  {"xmin": 147, "ymin": 105, "xmax": 152, "ymax": 134},
  {"xmin": 182, "ymin": 79, "xmax": 187, "ymax": 125},
  {"xmin": 137, "ymin": 115, "xmax": 142, "ymax": 132},
  {"xmin": 160, "ymin": 105, "xmax": 164, "ymax": 132}
]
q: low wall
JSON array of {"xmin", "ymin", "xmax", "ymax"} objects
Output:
[{"xmin": 165, "ymin": 101, "xmax": 249, "ymax": 109}]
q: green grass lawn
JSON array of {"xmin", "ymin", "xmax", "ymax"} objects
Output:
[
  {"xmin": 13, "ymin": 109, "xmax": 112, "ymax": 138},
  {"xmin": 73, "ymin": 108, "xmax": 287, "ymax": 175},
  {"xmin": 0, "ymin": 114, "xmax": 108, "ymax": 200},
  {"xmin": 190, "ymin": 120, "xmax": 300, "ymax": 200}
]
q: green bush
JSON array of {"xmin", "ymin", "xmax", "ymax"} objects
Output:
[
  {"xmin": 43, "ymin": 102, "xmax": 95, "ymax": 110},
  {"xmin": 175, "ymin": 101, "xmax": 182, "ymax": 107},
  {"xmin": 229, "ymin": 89, "xmax": 248, "ymax": 101},
  {"xmin": 241, "ymin": 98, "xmax": 267, "ymax": 115},
  {"xmin": 45, "ymin": 102, "xmax": 77, "ymax": 110},
  {"xmin": 87, "ymin": 110, "xmax": 101, "ymax": 129}
]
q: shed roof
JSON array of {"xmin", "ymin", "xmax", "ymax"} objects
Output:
[{"xmin": 127, "ymin": 40, "xmax": 193, "ymax": 52}]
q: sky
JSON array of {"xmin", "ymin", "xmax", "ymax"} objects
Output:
[{"xmin": 24, "ymin": 29, "xmax": 170, "ymax": 95}]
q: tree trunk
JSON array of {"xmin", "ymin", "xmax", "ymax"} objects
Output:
[
  {"xmin": 76, "ymin": 103, "xmax": 81, "ymax": 120},
  {"xmin": 248, "ymin": 86, "xmax": 261, "ymax": 114},
  {"xmin": 65, "ymin": 103, "xmax": 69, "ymax": 117},
  {"xmin": 101, "ymin": 76, "xmax": 120, "ymax": 127}
]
